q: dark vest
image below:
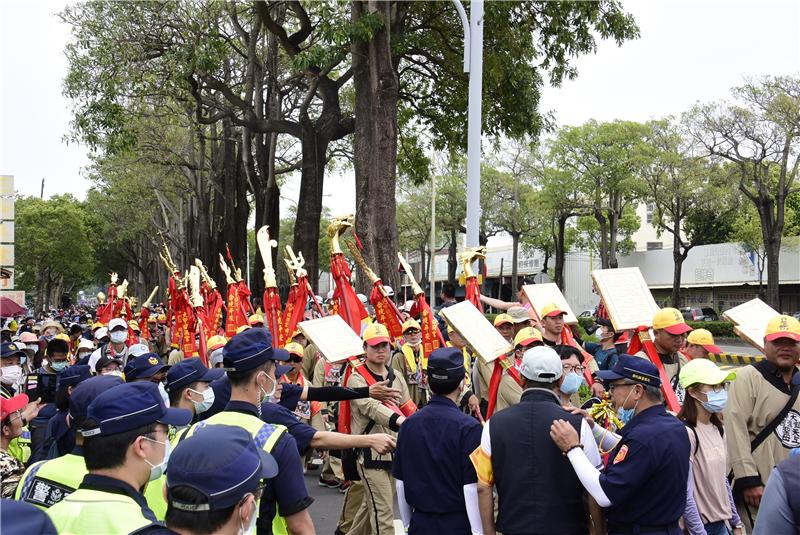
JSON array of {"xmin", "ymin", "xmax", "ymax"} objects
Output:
[
  {"xmin": 489, "ymin": 388, "xmax": 585, "ymax": 535},
  {"xmin": 777, "ymin": 454, "xmax": 800, "ymax": 534}
]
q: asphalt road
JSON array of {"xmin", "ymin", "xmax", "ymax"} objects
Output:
[{"xmin": 717, "ymin": 343, "xmax": 760, "ymax": 355}]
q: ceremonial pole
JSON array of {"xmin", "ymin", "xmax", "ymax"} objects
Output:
[{"xmin": 430, "ymin": 172, "xmax": 436, "ymax": 306}]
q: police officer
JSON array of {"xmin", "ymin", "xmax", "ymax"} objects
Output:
[
  {"xmin": 37, "ymin": 365, "xmax": 92, "ymax": 462},
  {"xmin": 393, "ymin": 347, "xmax": 482, "ymax": 534},
  {"xmin": 46, "ymin": 381, "xmax": 192, "ymax": 533},
  {"xmin": 161, "ymin": 424, "xmax": 278, "ymax": 535},
  {"xmin": 181, "ymin": 328, "xmax": 315, "ymax": 535},
  {"xmin": 16, "ymin": 375, "xmax": 124, "ymax": 509},
  {"xmin": 551, "ymin": 355, "xmax": 690, "ymax": 535}
]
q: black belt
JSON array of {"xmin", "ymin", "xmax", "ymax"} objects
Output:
[{"xmin": 608, "ymin": 522, "xmax": 679, "ymax": 534}]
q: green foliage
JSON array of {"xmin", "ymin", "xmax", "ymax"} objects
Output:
[
  {"xmin": 686, "ymin": 321, "xmax": 735, "ymax": 338},
  {"xmin": 14, "ymin": 195, "xmax": 96, "ymax": 298}
]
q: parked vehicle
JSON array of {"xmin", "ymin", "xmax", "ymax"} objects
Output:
[
  {"xmin": 578, "ymin": 309, "xmax": 595, "ymax": 318},
  {"xmin": 679, "ymin": 307, "xmax": 719, "ymax": 322}
]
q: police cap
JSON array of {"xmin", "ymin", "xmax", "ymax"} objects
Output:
[
  {"xmin": 56, "ymin": 364, "xmax": 92, "ymax": 389},
  {"xmin": 596, "ymin": 354, "xmax": 661, "ymax": 387},
  {"xmin": 166, "ymin": 357, "xmax": 225, "ymax": 393},
  {"xmin": 167, "ymin": 424, "xmax": 278, "ymax": 511},
  {"xmin": 69, "ymin": 375, "xmax": 125, "ymax": 427},
  {"xmin": 222, "ymin": 328, "xmax": 274, "ymax": 372},
  {"xmin": 1, "ymin": 342, "xmax": 27, "ymax": 360},
  {"xmin": 124, "ymin": 353, "xmax": 170, "ymax": 381},
  {"xmin": 82, "ymin": 381, "xmax": 192, "ymax": 437},
  {"xmin": 426, "ymin": 347, "xmax": 465, "ymax": 381}
]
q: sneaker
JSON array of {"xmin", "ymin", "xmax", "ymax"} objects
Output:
[
  {"xmin": 318, "ymin": 476, "xmax": 341, "ymax": 488},
  {"xmin": 338, "ymin": 480, "xmax": 353, "ymax": 493}
]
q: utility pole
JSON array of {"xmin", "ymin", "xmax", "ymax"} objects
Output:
[
  {"xmin": 40, "ymin": 178, "xmax": 45, "ymax": 199},
  {"xmin": 430, "ymin": 173, "xmax": 436, "ymax": 306}
]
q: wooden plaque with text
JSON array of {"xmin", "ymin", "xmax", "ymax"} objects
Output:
[
  {"xmin": 440, "ymin": 301, "xmax": 513, "ymax": 363},
  {"xmin": 591, "ymin": 267, "xmax": 660, "ymax": 331},
  {"xmin": 521, "ymin": 283, "xmax": 578, "ymax": 325},
  {"xmin": 297, "ymin": 315, "xmax": 365, "ymax": 363}
]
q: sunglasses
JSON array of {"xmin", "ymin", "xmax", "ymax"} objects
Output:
[{"xmin": 289, "ymin": 356, "xmax": 303, "ymax": 363}]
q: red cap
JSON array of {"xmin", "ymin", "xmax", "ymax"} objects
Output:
[{"xmin": 1, "ymin": 393, "xmax": 29, "ymax": 421}]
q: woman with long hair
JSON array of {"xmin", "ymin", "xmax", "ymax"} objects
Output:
[{"xmin": 678, "ymin": 359, "xmax": 743, "ymax": 535}]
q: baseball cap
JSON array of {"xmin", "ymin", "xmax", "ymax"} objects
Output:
[
  {"xmin": 520, "ymin": 346, "xmax": 563, "ymax": 382},
  {"xmin": 128, "ymin": 320, "xmax": 141, "ymax": 332},
  {"xmin": 95, "ymin": 355, "xmax": 124, "ymax": 374},
  {"xmin": 493, "ymin": 314, "xmax": 513, "ymax": 327},
  {"xmin": 207, "ymin": 335, "xmax": 227, "ymax": 352},
  {"xmin": 166, "ymin": 358, "xmax": 224, "ymax": 393},
  {"xmin": 270, "ymin": 348, "xmax": 292, "ymax": 379},
  {"xmin": 223, "ymin": 328, "xmax": 274, "ymax": 372},
  {"xmin": 596, "ymin": 354, "xmax": 661, "ymax": 387},
  {"xmin": 167, "ymin": 424, "xmax": 278, "ymax": 511},
  {"xmin": 652, "ymin": 308, "xmax": 692, "ymax": 335},
  {"xmin": 514, "ymin": 327, "xmax": 543, "ymax": 348},
  {"xmin": 426, "ymin": 347, "xmax": 465, "ymax": 381},
  {"xmin": 248, "ymin": 314, "xmax": 265, "ymax": 327},
  {"xmin": 507, "ymin": 306, "xmax": 530, "ymax": 324},
  {"xmin": 686, "ymin": 329, "xmax": 722, "ymax": 354},
  {"xmin": 108, "ymin": 318, "xmax": 128, "ymax": 332},
  {"xmin": 77, "ymin": 338, "xmax": 95, "ymax": 351},
  {"xmin": 765, "ymin": 315, "xmax": 800, "ymax": 342},
  {"xmin": 1, "ymin": 393, "xmax": 29, "ymax": 420},
  {"xmin": 401, "ymin": 318, "xmax": 421, "ymax": 333},
  {"xmin": 129, "ymin": 343, "xmax": 151, "ymax": 357},
  {"xmin": 363, "ymin": 323, "xmax": 391, "ymax": 346},
  {"xmin": 284, "ymin": 342, "xmax": 304, "ymax": 359},
  {"xmin": 56, "ymin": 365, "xmax": 92, "ymax": 389},
  {"xmin": 91, "ymin": 322, "xmax": 104, "ymax": 331},
  {"xmin": 82, "ymin": 381, "xmax": 192, "ymax": 437},
  {"xmin": 1, "ymin": 342, "xmax": 27, "ymax": 360},
  {"xmin": 69, "ymin": 375, "xmax": 125, "ymax": 426},
  {"xmin": 95, "ymin": 327, "xmax": 109, "ymax": 340},
  {"xmin": 124, "ymin": 353, "xmax": 170, "ymax": 380},
  {"xmin": 679, "ymin": 358, "xmax": 736, "ymax": 389},
  {"xmin": 540, "ymin": 303, "xmax": 566, "ymax": 318}
]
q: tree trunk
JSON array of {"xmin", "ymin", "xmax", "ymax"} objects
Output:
[
  {"xmin": 765, "ymin": 239, "xmax": 781, "ymax": 308},
  {"xmin": 555, "ymin": 215, "xmax": 568, "ymax": 290},
  {"xmin": 594, "ymin": 208, "xmax": 610, "ymax": 269},
  {"xmin": 511, "ymin": 232, "xmax": 520, "ymax": 288},
  {"xmin": 608, "ymin": 209, "xmax": 619, "ymax": 269},
  {"xmin": 671, "ymin": 244, "xmax": 690, "ymax": 308},
  {"xmin": 352, "ymin": 0, "xmax": 401, "ymax": 294},
  {"xmin": 293, "ymin": 123, "xmax": 328, "ymax": 291},
  {"xmin": 448, "ymin": 229, "xmax": 458, "ymax": 285}
]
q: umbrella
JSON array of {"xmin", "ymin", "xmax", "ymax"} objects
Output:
[{"xmin": 0, "ymin": 296, "xmax": 26, "ymax": 317}]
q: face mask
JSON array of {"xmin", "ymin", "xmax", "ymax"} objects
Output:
[
  {"xmin": 1, "ymin": 365, "xmax": 23, "ymax": 385},
  {"xmin": 110, "ymin": 330, "xmax": 127, "ymax": 344},
  {"xmin": 700, "ymin": 389, "xmax": 727, "ymax": 413},
  {"xmin": 158, "ymin": 382, "xmax": 170, "ymax": 407},
  {"xmin": 143, "ymin": 436, "xmax": 171, "ymax": 481},
  {"xmin": 188, "ymin": 387, "xmax": 215, "ymax": 414},
  {"xmin": 103, "ymin": 370, "xmax": 124, "ymax": 378},
  {"xmin": 27, "ymin": 344, "xmax": 39, "ymax": 353},
  {"xmin": 51, "ymin": 361, "xmax": 69, "ymax": 372},
  {"xmin": 559, "ymin": 372, "xmax": 583, "ymax": 395},
  {"xmin": 616, "ymin": 385, "xmax": 640, "ymax": 425},
  {"xmin": 80, "ymin": 323, "xmax": 88, "ymax": 330},
  {"xmin": 258, "ymin": 372, "xmax": 276, "ymax": 402},
  {"xmin": 43, "ymin": 333, "xmax": 56, "ymax": 342},
  {"xmin": 239, "ymin": 495, "xmax": 257, "ymax": 535}
]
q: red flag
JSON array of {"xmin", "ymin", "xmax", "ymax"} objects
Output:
[
  {"xmin": 284, "ymin": 275, "xmax": 311, "ymax": 345},
  {"xmin": 627, "ymin": 326, "xmax": 681, "ymax": 413},
  {"xmin": 224, "ymin": 282, "xmax": 249, "ymax": 337},
  {"xmin": 465, "ymin": 275, "xmax": 482, "ymax": 312},
  {"xmin": 485, "ymin": 357, "xmax": 524, "ymax": 418},
  {"xmin": 369, "ymin": 282, "xmax": 403, "ymax": 340},
  {"xmin": 282, "ymin": 284, "xmax": 299, "ymax": 343},
  {"xmin": 330, "ymin": 253, "xmax": 367, "ymax": 334}
]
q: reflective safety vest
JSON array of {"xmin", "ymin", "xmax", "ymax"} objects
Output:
[
  {"xmin": 46, "ymin": 487, "xmax": 157, "ymax": 535},
  {"xmin": 183, "ymin": 411, "xmax": 288, "ymax": 535},
  {"xmin": 15, "ymin": 452, "xmax": 87, "ymax": 509}
]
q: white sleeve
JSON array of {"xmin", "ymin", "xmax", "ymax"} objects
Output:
[
  {"xmin": 566, "ymin": 448, "xmax": 612, "ymax": 507},
  {"xmin": 581, "ymin": 420, "xmax": 603, "ymax": 469},
  {"xmin": 395, "ymin": 479, "xmax": 412, "ymax": 528},
  {"xmin": 463, "ymin": 483, "xmax": 483, "ymax": 534},
  {"xmin": 591, "ymin": 420, "xmax": 621, "ymax": 451},
  {"xmin": 480, "ymin": 420, "xmax": 491, "ymax": 456}
]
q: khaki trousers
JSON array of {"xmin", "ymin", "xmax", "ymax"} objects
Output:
[
  {"xmin": 346, "ymin": 464, "xmax": 395, "ymax": 535},
  {"xmin": 337, "ymin": 480, "xmax": 363, "ymax": 533}
]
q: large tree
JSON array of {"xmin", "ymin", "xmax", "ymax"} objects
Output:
[{"xmin": 686, "ymin": 76, "xmax": 800, "ymax": 308}]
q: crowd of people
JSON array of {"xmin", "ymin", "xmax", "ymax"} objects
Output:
[{"xmin": 1, "ymin": 283, "xmax": 800, "ymax": 535}]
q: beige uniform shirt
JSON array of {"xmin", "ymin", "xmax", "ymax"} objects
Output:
[
  {"xmin": 346, "ymin": 365, "xmax": 411, "ymax": 465},
  {"xmin": 301, "ymin": 343, "xmax": 318, "ymax": 383},
  {"xmin": 474, "ymin": 356, "xmax": 493, "ymax": 403},
  {"xmin": 724, "ymin": 361, "xmax": 800, "ymax": 490},
  {"xmin": 494, "ymin": 372, "xmax": 522, "ymax": 413}
]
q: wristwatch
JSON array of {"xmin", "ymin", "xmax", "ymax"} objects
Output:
[{"xmin": 734, "ymin": 523, "xmax": 744, "ymax": 530}]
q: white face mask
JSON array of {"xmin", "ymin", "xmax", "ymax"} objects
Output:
[
  {"xmin": 258, "ymin": 372, "xmax": 276, "ymax": 402},
  {"xmin": 143, "ymin": 436, "xmax": 171, "ymax": 481},
  {"xmin": 1, "ymin": 365, "xmax": 23, "ymax": 386},
  {"xmin": 102, "ymin": 370, "xmax": 124, "ymax": 378},
  {"xmin": 188, "ymin": 387, "xmax": 215, "ymax": 414},
  {"xmin": 110, "ymin": 330, "xmax": 127, "ymax": 344}
]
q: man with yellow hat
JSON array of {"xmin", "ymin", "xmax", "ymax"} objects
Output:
[
  {"xmin": 206, "ymin": 335, "xmax": 227, "ymax": 368},
  {"xmin": 684, "ymin": 328, "xmax": 722, "ymax": 360},
  {"xmin": 493, "ymin": 314, "xmax": 514, "ymax": 344},
  {"xmin": 344, "ymin": 322, "xmax": 412, "ymax": 535},
  {"xmin": 635, "ymin": 307, "xmax": 693, "ymax": 404},
  {"xmin": 539, "ymin": 303, "xmax": 567, "ymax": 346},
  {"xmin": 725, "ymin": 314, "xmax": 800, "ymax": 532},
  {"xmin": 392, "ymin": 318, "xmax": 428, "ymax": 408}
]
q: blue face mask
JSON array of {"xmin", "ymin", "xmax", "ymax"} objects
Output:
[
  {"xmin": 701, "ymin": 389, "xmax": 727, "ymax": 413},
  {"xmin": 617, "ymin": 407, "xmax": 635, "ymax": 424},
  {"xmin": 51, "ymin": 361, "xmax": 69, "ymax": 372},
  {"xmin": 559, "ymin": 372, "xmax": 583, "ymax": 395}
]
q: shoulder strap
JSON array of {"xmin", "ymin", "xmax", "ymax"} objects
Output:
[
  {"xmin": 751, "ymin": 381, "xmax": 800, "ymax": 453},
  {"xmin": 685, "ymin": 423, "xmax": 700, "ymax": 456}
]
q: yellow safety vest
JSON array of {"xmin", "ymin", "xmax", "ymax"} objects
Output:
[
  {"xmin": 15, "ymin": 452, "xmax": 87, "ymax": 509},
  {"xmin": 46, "ymin": 486, "xmax": 156, "ymax": 535},
  {"xmin": 183, "ymin": 411, "xmax": 288, "ymax": 535}
]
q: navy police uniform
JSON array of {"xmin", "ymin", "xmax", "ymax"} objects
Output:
[
  {"xmin": 38, "ymin": 365, "xmax": 92, "ymax": 461},
  {"xmin": 392, "ymin": 347, "xmax": 482, "ymax": 534},
  {"xmin": 46, "ymin": 381, "xmax": 192, "ymax": 534},
  {"xmin": 595, "ymin": 355, "xmax": 690, "ymax": 535}
]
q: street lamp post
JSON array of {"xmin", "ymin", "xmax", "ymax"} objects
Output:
[{"xmin": 453, "ymin": 0, "xmax": 484, "ymax": 253}]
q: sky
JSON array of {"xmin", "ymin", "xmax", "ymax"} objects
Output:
[{"xmin": 2, "ymin": 0, "xmax": 799, "ymax": 218}]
